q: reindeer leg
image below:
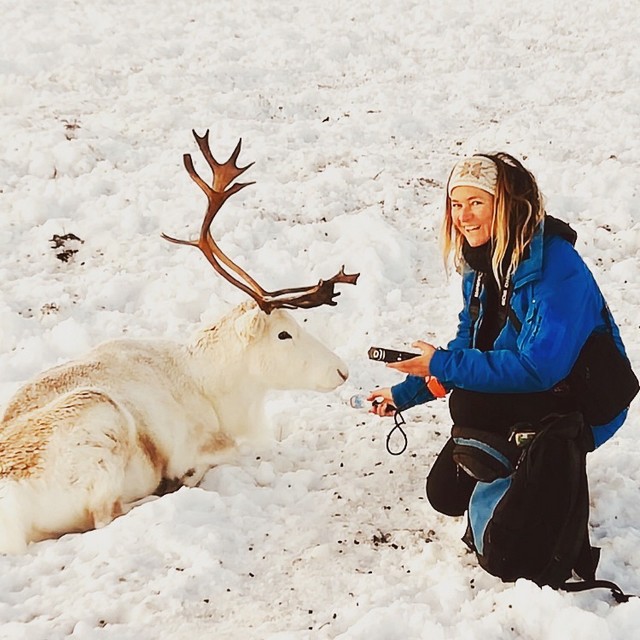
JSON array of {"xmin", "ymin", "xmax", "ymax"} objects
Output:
[
  {"xmin": 153, "ymin": 477, "xmax": 184, "ymax": 496},
  {"xmin": 179, "ymin": 465, "xmax": 209, "ymax": 488}
]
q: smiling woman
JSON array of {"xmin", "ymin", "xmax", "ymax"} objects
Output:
[{"xmin": 365, "ymin": 151, "xmax": 636, "ymax": 586}]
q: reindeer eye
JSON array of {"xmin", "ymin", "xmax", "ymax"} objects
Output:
[{"xmin": 278, "ymin": 331, "xmax": 293, "ymax": 340}]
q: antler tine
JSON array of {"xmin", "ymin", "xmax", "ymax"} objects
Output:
[
  {"xmin": 163, "ymin": 130, "xmax": 359, "ymax": 314},
  {"xmin": 258, "ymin": 267, "xmax": 360, "ymax": 311},
  {"xmin": 192, "ymin": 129, "xmax": 254, "ymax": 194}
]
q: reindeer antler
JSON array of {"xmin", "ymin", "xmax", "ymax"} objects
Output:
[{"xmin": 162, "ymin": 129, "xmax": 359, "ymax": 313}]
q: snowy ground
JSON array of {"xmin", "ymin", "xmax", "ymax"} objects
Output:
[{"xmin": 1, "ymin": 0, "xmax": 640, "ymax": 638}]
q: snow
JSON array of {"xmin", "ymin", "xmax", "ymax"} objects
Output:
[{"xmin": 2, "ymin": 0, "xmax": 640, "ymax": 637}]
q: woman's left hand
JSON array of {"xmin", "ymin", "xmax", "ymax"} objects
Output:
[{"xmin": 386, "ymin": 340, "xmax": 437, "ymax": 377}]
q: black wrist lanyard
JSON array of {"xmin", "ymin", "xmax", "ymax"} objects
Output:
[{"xmin": 386, "ymin": 410, "xmax": 408, "ymax": 456}]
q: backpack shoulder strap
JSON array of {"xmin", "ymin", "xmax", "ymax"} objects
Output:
[
  {"xmin": 506, "ymin": 307, "xmax": 522, "ymax": 334},
  {"xmin": 561, "ymin": 579, "xmax": 636, "ymax": 604},
  {"xmin": 468, "ymin": 269, "xmax": 523, "ymax": 339},
  {"xmin": 497, "ymin": 266, "xmax": 522, "ymax": 334}
]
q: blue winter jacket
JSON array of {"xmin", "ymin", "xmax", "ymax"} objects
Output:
[{"xmin": 391, "ymin": 217, "xmax": 630, "ymax": 448}]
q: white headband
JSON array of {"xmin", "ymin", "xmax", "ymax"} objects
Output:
[{"xmin": 447, "ymin": 156, "xmax": 498, "ymax": 196}]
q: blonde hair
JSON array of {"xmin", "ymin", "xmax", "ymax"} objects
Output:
[{"xmin": 442, "ymin": 153, "xmax": 545, "ymax": 283}]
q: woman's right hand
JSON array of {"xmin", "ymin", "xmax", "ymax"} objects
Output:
[{"xmin": 367, "ymin": 387, "xmax": 397, "ymax": 417}]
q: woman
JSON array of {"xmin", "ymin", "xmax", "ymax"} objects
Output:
[{"xmin": 368, "ymin": 153, "xmax": 633, "ymax": 516}]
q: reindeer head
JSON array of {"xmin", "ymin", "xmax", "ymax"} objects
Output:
[
  {"xmin": 233, "ymin": 303, "xmax": 349, "ymax": 392},
  {"xmin": 191, "ymin": 300, "xmax": 348, "ymax": 395}
]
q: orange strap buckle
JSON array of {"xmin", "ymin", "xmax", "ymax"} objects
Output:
[{"xmin": 426, "ymin": 376, "xmax": 447, "ymax": 398}]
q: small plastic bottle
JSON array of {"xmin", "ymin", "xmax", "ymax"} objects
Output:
[{"xmin": 349, "ymin": 394, "xmax": 369, "ymax": 409}]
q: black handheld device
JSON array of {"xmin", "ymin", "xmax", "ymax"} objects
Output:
[{"xmin": 368, "ymin": 346, "xmax": 420, "ymax": 363}]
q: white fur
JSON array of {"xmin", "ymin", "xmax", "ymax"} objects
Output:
[{"xmin": 0, "ymin": 302, "xmax": 348, "ymax": 553}]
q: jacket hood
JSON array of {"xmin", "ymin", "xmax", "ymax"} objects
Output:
[{"xmin": 544, "ymin": 214, "xmax": 577, "ymax": 246}]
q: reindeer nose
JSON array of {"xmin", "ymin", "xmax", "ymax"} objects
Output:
[{"xmin": 338, "ymin": 368, "xmax": 349, "ymax": 382}]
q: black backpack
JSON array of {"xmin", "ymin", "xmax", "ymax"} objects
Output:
[{"xmin": 460, "ymin": 412, "xmax": 633, "ymax": 602}]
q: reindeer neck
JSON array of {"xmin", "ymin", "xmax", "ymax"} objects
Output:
[{"xmin": 186, "ymin": 339, "xmax": 268, "ymax": 437}]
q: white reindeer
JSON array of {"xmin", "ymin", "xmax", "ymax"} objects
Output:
[{"xmin": 0, "ymin": 131, "xmax": 358, "ymax": 553}]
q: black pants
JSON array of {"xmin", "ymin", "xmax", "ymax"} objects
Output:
[{"xmin": 426, "ymin": 387, "xmax": 578, "ymax": 517}]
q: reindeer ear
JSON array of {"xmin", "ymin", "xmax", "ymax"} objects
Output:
[{"xmin": 234, "ymin": 307, "xmax": 266, "ymax": 344}]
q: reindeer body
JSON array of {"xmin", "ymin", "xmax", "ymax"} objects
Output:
[
  {"xmin": 0, "ymin": 302, "xmax": 348, "ymax": 553},
  {"xmin": 0, "ymin": 129, "xmax": 357, "ymax": 553}
]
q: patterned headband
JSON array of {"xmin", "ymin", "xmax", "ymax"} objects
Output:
[{"xmin": 447, "ymin": 156, "xmax": 498, "ymax": 196}]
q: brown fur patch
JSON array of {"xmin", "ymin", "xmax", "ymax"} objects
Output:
[
  {"xmin": 110, "ymin": 500, "xmax": 123, "ymax": 520},
  {"xmin": 0, "ymin": 388, "xmax": 120, "ymax": 480},
  {"xmin": 2, "ymin": 362, "xmax": 104, "ymax": 423},
  {"xmin": 0, "ymin": 418, "xmax": 52, "ymax": 479},
  {"xmin": 199, "ymin": 431, "xmax": 235, "ymax": 455},
  {"xmin": 78, "ymin": 508, "xmax": 99, "ymax": 533},
  {"xmin": 137, "ymin": 432, "xmax": 168, "ymax": 476}
]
